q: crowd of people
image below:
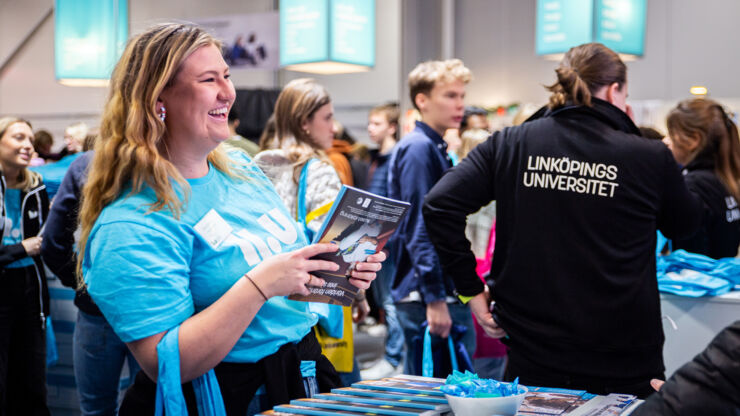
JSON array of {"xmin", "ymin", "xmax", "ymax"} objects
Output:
[{"xmin": 0, "ymin": 22, "xmax": 737, "ymax": 415}]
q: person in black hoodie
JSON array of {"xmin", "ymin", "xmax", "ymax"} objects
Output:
[
  {"xmin": 632, "ymin": 320, "xmax": 739, "ymax": 415},
  {"xmin": 663, "ymin": 98, "xmax": 740, "ymax": 258},
  {"xmin": 0, "ymin": 117, "xmax": 50, "ymax": 415},
  {"xmin": 422, "ymin": 43, "xmax": 703, "ymax": 398}
]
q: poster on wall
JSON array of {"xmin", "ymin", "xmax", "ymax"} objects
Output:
[{"xmin": 194, "ymin": 12, "xmax": 279, "ymax": 70}]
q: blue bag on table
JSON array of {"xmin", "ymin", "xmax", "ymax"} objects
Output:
[{"xmin": 412, "ymin": 322, "xmax": 473, "ymax": 378}]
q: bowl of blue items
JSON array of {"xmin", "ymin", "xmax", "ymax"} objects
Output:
[{"xmin": 442, "ymin": 371, "xmax": 528, "ymax": 416}]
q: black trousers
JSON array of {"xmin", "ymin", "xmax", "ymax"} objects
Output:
[
  {"xmin": 0, "ymin": 267, "xmax": 49, "ymax": 416},
  {"xmin": 503, "ymin": 348, "xmax": 662, "ymax": 399},
  {"xmin": 120, "ymin": 328, "xmax": 341, "ymax": 415}
]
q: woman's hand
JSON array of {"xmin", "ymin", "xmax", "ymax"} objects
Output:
[
  {"xmin": 22, "ymin": 236, "xmax": 43, "ymax": 256},
  {"xmin": 352, "ymin": 296, "xmax": 370, "ymax": 323},
  {"xmin": 249, "ymin": 243, "xmax": 340, "ymax": 297},
  {"xmin": 348, "ymin": 251, "xmax": 386, "ymax": 290}
]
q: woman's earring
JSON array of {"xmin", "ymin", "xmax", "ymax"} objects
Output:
[{"xmin": 159, "ymin": 106, "xmax": 166, "ymax": 122}]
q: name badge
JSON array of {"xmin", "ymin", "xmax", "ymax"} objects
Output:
[{"xmin": 194, "ymin": 209, "xmax": 233, "ymax": 248}]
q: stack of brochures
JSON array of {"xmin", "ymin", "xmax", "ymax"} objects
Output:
[{"xmin": 258, "ymin": 375, "xmax": 639, "ymax": 416}]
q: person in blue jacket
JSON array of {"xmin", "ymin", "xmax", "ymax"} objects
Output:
[
  {"xmin": 41, "ymin": 150, "xmax": 140, "ymax": 415},
  {"xmin": 0, "ymin": 117, "xmax": 50, "ymax": 415},
  {"xmin": 77, "ymin": 23, "xmax": 382, "ymax": 414},
  {"xmin": 387, "ymin": 59, "xmax": 475, "ymax": 375}
]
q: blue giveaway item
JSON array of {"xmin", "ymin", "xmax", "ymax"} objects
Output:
[
  {"xmin": 441, "ymin": 370, "xmax": 521, "ymax": 398},
  {"xmin": 154, "ymin": 326, "xmax": 226, "ymax": 416},
  {"xmin": 656, "ymin": 249, "xmax": 739, "ymax": 295},
  {"xmin": 296, "ymin": 158, "xmax": 318, "ymax": 243},
  {"xmin": 658, "ymin": 269, "xmax": 733, "ymax": 297},
  {"xmin": 415, "ymin": 321, "xmax": 473, "ymax": 378},
  {"xmin": 46, "ymin": 316, "xmax": 58, "ymax": 367},
  {"xmin": 300, "ymin": 360, "xmax": 318, "ymax": 398}
]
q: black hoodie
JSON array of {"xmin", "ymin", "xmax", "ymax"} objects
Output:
[
  {"xmin": 423, "ymin": 98, "xmax": 702, "ymax": 380},
  {"xmin": 672, "ymin": 148, "xmax": 740, "ymax": 259}
]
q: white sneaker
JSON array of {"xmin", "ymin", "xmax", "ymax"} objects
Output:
[{"xmin": 361, "ymin": 359, "xmax": 401, "ymax": 380}]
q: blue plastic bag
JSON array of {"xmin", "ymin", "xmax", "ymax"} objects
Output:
[
  {"xmin": 413, "ymin": 322, "xmax": 473, "ymax": 378},
  {"xmin": 154, "ymin": 326, "xmax": 226, "ymax": 416},
  {"xmin": 656, "ymin": 250, "xmax": 737, "ymax": 297},
  {"xmin": 298, "ymin": 159, "xmax": 344, "ymax": 339},
  {"xmin": 45, "ymin": 316, "xmax": 58, "ymax": 367}
]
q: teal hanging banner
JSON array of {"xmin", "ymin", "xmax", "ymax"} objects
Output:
[
  {"xmin": 280, "ymin": 0, "xmax": 330, "ymax": 66},
  {"xmin": 535, "ymin": 0, "xmax": 646, "ymax": 57},
  {"xmin": 536, "ymin": 0, "xmax": 593, "ymax": 56},
  {"xmin": 330, "ymin": 0, "xmax": 375, "ymax": 67},
  {"xmin": 280, "ymin": 0, "xmax": 374, "ymax": 73},
  {"xmin": 595, "ymin": 0, "xmax": 646, "ymax": 56},
  {"xmin": 55, "ymin": 0, "xmax": 128, "ymax": 85}
]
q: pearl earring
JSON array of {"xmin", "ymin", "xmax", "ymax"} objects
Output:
[{"xmin": 159, "ymin": 106, "xmax": 166, "ymax": 122}]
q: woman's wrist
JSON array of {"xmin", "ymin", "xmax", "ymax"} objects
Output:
[{"xmin": 244, "ymin": 272, "xmax": 269, "ymax": 301}]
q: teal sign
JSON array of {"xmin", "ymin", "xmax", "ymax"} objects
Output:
[
  {"xmin": 330, "ymin": 0, "xmax": 375, "ymax": 66},
  {"xmin": 536, "ymin": 0, "xmax": 593, "ymax": 56},
  {"xmin": 535, "ymin": 0, "xmax": 646, "ymax": 56},
  {"xmin": 280, "ymin": 0, "xmax": 375, "ymax": 70},
  {"xmin": 595, "ymin": 0, "xmax": 646, "ymax": 56},
  {"xmin": 55, "ymin": 0, "xmax": 128, "ymax": 83},
  {"xmin": 280, "ymin": 0, "xmax": 330, "ymax": 66}
]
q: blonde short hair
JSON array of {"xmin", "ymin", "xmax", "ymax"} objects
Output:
[{"xmin": 408, "ymin": 59, "xmax": 472, "ymax": 110}]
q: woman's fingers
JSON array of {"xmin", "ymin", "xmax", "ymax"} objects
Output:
[
  {"xmin": 349, "ymin": 270, "xmax": 376, "ymax": 283},
  {"xmin": 366, "ymin": 251, "xmax": 387, "ymax": 263},
  {"xmin": 352, "ymin": 261, "xmax": 382, "ymax": 272},
  {"xmin": 304, "ymin": 259, "xmax": 340, "ymax": 273},
  {"xmin": 348, "ymin": 277, "xmax": 372, "ymax": 290},
  {"xmin": 299, "ymin": 243, "xmax": 339, "ymax": 258},
  {"xmin": 305, "ymin": 274, "xmax": 326, "ymax": 287}
]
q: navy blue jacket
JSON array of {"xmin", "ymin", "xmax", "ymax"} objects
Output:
[
  {"xmin": 388, "ymin": 121, "xmax": 455, "ymax": 303},
  {"xmin": 366, "ymin": 149, "xmax": 392, "ymax": 197},
  {"xmin": 40, "ymin": 151, "xmax": 99, "ymax": 316}
]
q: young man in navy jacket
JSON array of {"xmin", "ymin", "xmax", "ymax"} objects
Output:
[{"xmin": 387, "ymin": 59, "xmax": 474, "ymax": 375}]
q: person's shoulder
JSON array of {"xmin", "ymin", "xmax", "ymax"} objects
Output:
[{"xmin": 396, "ymin": 131, "xmax": 437, "ymax": 156}]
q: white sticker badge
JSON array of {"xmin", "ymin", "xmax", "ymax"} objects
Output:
[{"xmin": 193, "ymin": 209, "xmax": 233, "ymax": 248}]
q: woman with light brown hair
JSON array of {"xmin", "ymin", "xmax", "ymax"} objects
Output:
[
  {"xmin": 78, "ymin": 23, "xmax": 381, "ymax": 413},
  {"xmin": 0, "ymin": 116, "xmax": 50, "ymax": 415},
  {"xmin": 664, "ymin": 98, "xmax": 740, "ymax": 258},
  {"xmin": 255, "ymin": 78, "xmax": 369, "ymax": 386},
  {"xmin": 423, "ymin": 42, "xmax": 702, "ymax": 397}
]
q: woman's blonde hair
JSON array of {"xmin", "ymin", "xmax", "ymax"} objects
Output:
[
  {"xmin": 546, "ymin": 43, "xmax": 626, "ymax": 109},
  {"xmin": 458, "ymin": 128, "xmax": 490, "ymax": 160},
  {"xmin": 667, "ymin": 98, "xmax": 740, "ymax": 200},
  {"xmin": 77, "ymin": 23, "xmax": 237, "ymax": 281},
  {"xmin": 261, "ymin": 78, "xmax": 331, "ymax": 182},
  {"xmin": 0, "ymin": 117, "xmax": 42, "ymax": 191}
]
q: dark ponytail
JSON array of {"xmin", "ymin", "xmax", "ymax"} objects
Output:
[{"xmin": 546, "ymin": 43, "xmax": 626, "ymax": 109}]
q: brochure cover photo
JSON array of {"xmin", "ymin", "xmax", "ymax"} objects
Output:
[{"xmin": 289, "ymin": 186, "xmax": 410, "ymax": 306}]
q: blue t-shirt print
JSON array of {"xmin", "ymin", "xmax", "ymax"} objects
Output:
[{"xmin": 85, "ymin": 154, "xmax": 317, "ymax": 363}]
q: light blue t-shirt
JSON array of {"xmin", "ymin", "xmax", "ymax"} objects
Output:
[
  {"xmin": 83, "ymin": 153, "xmax": 317, "ymax": 363},
  {"xmin": 3, "ymin": 189, "xmax": 34, "ymax": 269}
]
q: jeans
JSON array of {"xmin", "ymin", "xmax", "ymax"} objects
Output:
[
  {"xmin": 338, "ymin": 357, "xmax": 361, "ymax": 387},
  {"xmin": 396, "ymin": 301, "xmax": 476, "ymax": 376},
  {"xmin": 74, "ymin": 311, "xmax": 140, "ymax": 416},
  {"xmin": 371, "ymin": 242, "xmax": 404, "ymax": 367}
]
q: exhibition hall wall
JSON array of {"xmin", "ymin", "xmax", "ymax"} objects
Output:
[{"xmin": 1, "ymin": 0, "xmax": 739, "ymax": 141}]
